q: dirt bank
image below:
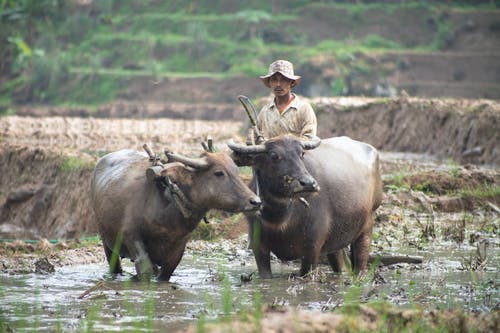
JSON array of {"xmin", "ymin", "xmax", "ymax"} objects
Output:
[
  {"xmin": 0, "ymin": 116, "xmax": 243, "ymax": 154},
  {"xmin": 313, "ymin": 96, "xmax": 499, "ymax": 166},
  {"xmin": 11, "ymin": 97, "xmax": 500, "ymax": 165},
  {"xmin": 0, "ymin": 146, "xmax": 96, "ymax": 239},
  {"xmin": 0, "ymin": 116, "xmax": 244, "ymax": 240}
]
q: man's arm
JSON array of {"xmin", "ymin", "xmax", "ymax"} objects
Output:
[{"xmin": 299, "ymin": 103, "xmax": 317, "ymax": 138}]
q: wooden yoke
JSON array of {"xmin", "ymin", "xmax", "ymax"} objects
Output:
[
  {"xmin": 143, "ymin": 144, "xmax": 164, "ymax": 181},
  {"xmin": 143, "ymin": 143, "xmax": 208, "ymax": 222}
]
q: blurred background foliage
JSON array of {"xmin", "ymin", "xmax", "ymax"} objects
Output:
[{"xmin": 0, "ymin": 0, "xmax": 498, "ymax": 107}]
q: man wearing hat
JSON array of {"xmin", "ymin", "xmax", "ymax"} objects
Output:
[{"xmin": 255, "ymin": 59, "xmax": 317, "ymax": 141}]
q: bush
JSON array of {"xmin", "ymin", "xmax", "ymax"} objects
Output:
[{"xmin": 27, "ymin": 52, "xmax": 69, "ymax": 103}]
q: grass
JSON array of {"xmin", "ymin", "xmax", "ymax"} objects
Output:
[
  {"xmin": 59, "ymin": 155, "xmax": 95, "ymax": 173},
  {"xmin": 458, "ymin": 183, "xmax": 500, "ymax": 201},
  {"xmin": 383, "ymin": 170, "xmax": 412, "ymax": 192}
]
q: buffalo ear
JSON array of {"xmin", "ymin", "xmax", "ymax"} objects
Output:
[
  {"xmin": 230, "ymin": 151, "xmax": 256, "ymax": 167},
  {"xmin": 160, "ymin": 163, "xmax": 194, "ymax": 186}
]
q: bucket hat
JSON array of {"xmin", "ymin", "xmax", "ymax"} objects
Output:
[{"xmin": 260, "ymin": 60, "xmax": 301, "ymax": 88}]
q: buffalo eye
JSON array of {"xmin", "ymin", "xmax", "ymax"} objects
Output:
[
  {"xmin": 214, "ymin": 170, "xmax": 225, "ymax": 177},
  {"xmin": 270, "ymin": 152, "xmax": 279, "ymax": 161}
]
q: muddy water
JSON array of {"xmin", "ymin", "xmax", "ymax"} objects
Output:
[{"xmin": 1, "ymin": 207, "xmax": 499, "ymax": 332}]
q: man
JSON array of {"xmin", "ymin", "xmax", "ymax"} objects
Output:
[
  {"xmin": 254, "ymin": 59, "xmax": 317, "ymax": 141},
  {"xmin": 243, "ymin": 60, "xmax": 319, "ymax": 266}
]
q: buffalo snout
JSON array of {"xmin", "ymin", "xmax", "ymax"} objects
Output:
[
  {"xmin": 249, "ymin": 196, "xmax": 262, "ymax": 210},
  {"xmin": 293, "ymin": 174, "xmax": 320, "ymax": 194}
]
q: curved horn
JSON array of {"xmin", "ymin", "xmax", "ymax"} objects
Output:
[
  {"xmin": 227, "ymin": 139, "xmax": 267, "ymax": 154},
  {"xmin": 300, "ymin": 135, "xmax": 321, "ymax": 150},
  {"xmin": 164, "ymin": 149, "xmax": 210, "ymax": 169}
]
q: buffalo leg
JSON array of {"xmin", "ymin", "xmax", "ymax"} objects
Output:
[
  {"xmin": 251, "ymin": 228, "xmax": 272, "ymax": 278},
  {"xmin": 254, "ymin": 247, "xmax": 272, "ymax": 279},
  {"xmin": 158, "ymin": 253, "xmax": 184, "ymax": 281},
  {"xmin": 327, "ymin": 249, "xmax": 346, "ymax": 273},
  {"xmin": 300, "ymin": 223, "xmax": 322, "ymax": 276},
  {"xmin": 299, "ymin": 248, "xmax": 321, "ymax": 277},
  {"xmin": 350, "ymin": 230, "xmax": 372, "ymax": 273},
  {"xmin": 103, "ymin": 241, "xmax": 123, "ymax": 274},
  {"xmin": 126, "ymin": 239, "xmax": 155, "ymax": 281},
  {"xmin": 157, "ymin": 266, "xmax": 175, "ymax": 282},
  {"xmin": 248, "ymin": 219, "xmax": 273, "ymax": 278}
]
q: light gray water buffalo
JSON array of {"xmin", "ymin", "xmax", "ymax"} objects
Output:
[
  {"xmin": 91, "ymin": 148, "xmax": 261, "ymax": 281},
  {"xmin": 228, "ymin": 135, "xmax": 382, "ymax": 278}
]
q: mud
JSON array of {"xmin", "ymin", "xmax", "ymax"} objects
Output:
[
  {"xmin": 1, "ymin": 213, "xmax": 499, "ymax": 332},
  {"xmin": 181, "ymin": 306, "xmax": 500, "ymax": 333},
  {"xmin": 0, "ymin": 239, "xmax": 103, "ymax": 275}
]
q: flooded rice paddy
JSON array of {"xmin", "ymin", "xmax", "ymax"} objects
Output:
[{"xmin": 1, "ymin": 209, "xmax": 498, "ymax": 332}]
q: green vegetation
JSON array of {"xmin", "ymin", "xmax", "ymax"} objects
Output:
[
  {"xmin": 1, "ymin": 1, "xmax": 497, "ymax": 107},
  {"xmin": 383, "ymin": 169, "xmax": 412, "ymax": 192},
  {"xmin": 459, "ymin": 183, "xmax": 500, "ymax": 201},
  {"xmin": 191, "ymin": 211, "xmax": 245, "ymax": 240},
  {"xmin": 58, "ymin": 155, "xmax": 95, "ymax": 173}
]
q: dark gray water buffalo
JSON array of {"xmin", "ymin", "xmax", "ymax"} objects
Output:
[
  {"xmin": 228, "ymin": 135, "xmax": 382, "ymax": 278},
  {"xmin": 91, "ymin": 148, "xmax": 261, "ymax": 281}
]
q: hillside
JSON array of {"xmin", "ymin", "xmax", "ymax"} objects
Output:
[{"xmin": 1, "ymin": 1, "xmax": 499, "ymax": 112}]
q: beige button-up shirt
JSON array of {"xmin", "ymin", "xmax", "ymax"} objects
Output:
[{"xmin": 257, "ymin": 94, "xmax": 317, "ymax": 139}]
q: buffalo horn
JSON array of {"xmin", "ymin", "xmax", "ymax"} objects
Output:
[
  {"xmin": 227, "ymin": 139, "xmax": 267, "ymax": 154},
  {"xmin": 164, "ymin": 150, "xmax": 210, "ymax": 169},
  {"xmin": 201, "ymin": 136, "xmax": 216, "ymax": 153},
  {"xmin": 300, "ymin": 135, "xmax": 321, "ymax": 150},
  {"xmin": 207, "ymin": 137, "xmax": 214, "ymax": 152}
]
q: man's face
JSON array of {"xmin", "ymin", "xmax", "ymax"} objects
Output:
[{"xmin": 269, "ymin": 73, "xmax": 294, "ymax": 97}]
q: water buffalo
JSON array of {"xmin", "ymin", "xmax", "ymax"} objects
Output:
[
  {"xmin": 228, "ymin": 135, "xmax": 382, "ymax": 278},
  {"xmin": 91, "ymin": 148, "xmax": 261, "ymax": 281}
]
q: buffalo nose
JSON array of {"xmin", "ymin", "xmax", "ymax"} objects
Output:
[
  {"xmin": 299, "ymin": 175, "xmax": 318, "ymax": 190},
  {"xmin": 250, "ymin": 196, "xmax": 262, "ymax": 207}
]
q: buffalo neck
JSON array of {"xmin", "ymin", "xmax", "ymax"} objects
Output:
[
  {"xmin": 260, "ymin": 197, "xmax": 294, "ymax": 226},
  {"xmin": 257, "ymin": 175, "xmax": 295, "ymax": 225},
  {"xmin": 180, "ymin": 211, "xmax": 207, "ymax": 233},
  {"xmin": 154, "ymin": 180, "xmax": 207, "ymax": 232},
  {"xmin": 161, "ymin": 196, "xmax": 207, "ymax": 233}
]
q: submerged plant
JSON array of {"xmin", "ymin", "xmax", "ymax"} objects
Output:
[
  {"xmin": 416, "ymin": 214, "xmax": 436, "ymax": 242},
  {"xmin": 460, "ymin": 240, "xmax": 489, "ymax": 271},
  {"xmin": 442, "ymin": 214, "xmax": 468, "ymax": 243}
]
